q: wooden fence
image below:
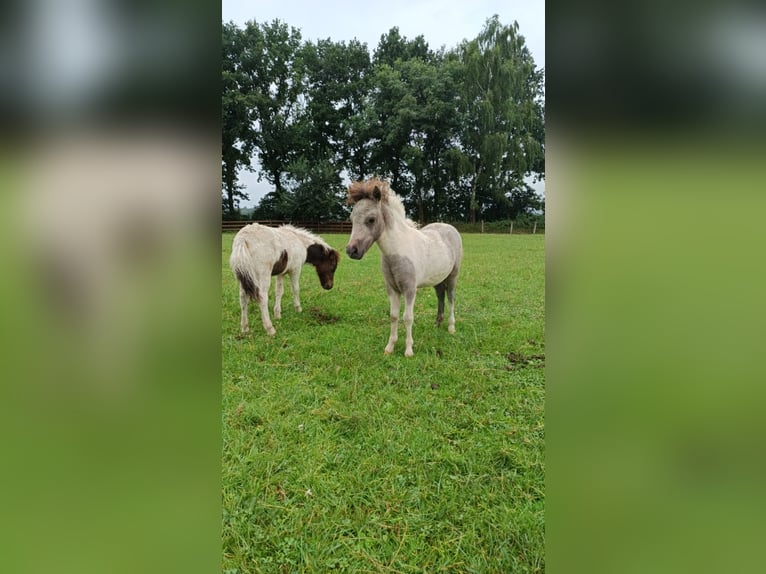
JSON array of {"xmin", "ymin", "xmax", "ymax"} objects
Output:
[
  {"xmin": 222, "ymin": 219, "xmax": 543, "ymax": 234},
  {"xmin": 222, "ymin": 220, "xmax": 352, "ymax": 234}
]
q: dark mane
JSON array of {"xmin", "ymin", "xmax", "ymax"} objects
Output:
[{"xmin": 347, "ymin": 178, "xmax": 391, "ymax": 205}]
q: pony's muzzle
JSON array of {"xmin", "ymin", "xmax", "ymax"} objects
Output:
[
  {"xmin": 346, "ymin": 244, "xmax": 363, "ymax": 260},
  {"xmin": 322, "ymin": 280, "xmax": 333, "ymax": 290}
]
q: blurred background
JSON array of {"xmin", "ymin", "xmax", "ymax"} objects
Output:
[
  {"xmin": 547, "ymin": 1, "xmax": 766, "ymax": 572},
  {"xmin": 2, "ymin": 0, "xmax": 766, "ymax": 571},
  {"xmin": 0, "ymin": 1, "xmax": 220, "ymax": 573}
]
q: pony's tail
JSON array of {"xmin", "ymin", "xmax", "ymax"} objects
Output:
[{"xmin": 229, "ymin": 236, "xmax": 258, "ymax": 299}]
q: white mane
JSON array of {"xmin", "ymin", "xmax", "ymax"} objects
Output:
[
  {"xmin": 279, "ymin": 224, "xmax": 331, "ymax": 247},
  {"xmin": 382, "ymin": 193, "xmax": 419, "ymax": 229}
]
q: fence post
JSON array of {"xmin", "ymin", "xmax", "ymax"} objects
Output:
[
  {"xmin": 532, "ymin": 221, "xmax": 537, "ymax": 234},
  {"xmin": 510, "ymin": 221, "xmax": 514, "ymax": 234},
  {"xmin": 481, "ymin": 220, "xmax": 484, "ymax": 233}
]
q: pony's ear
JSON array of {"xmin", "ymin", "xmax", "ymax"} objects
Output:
[{"xmin": 372, "ymin": 185, "xmax": 382, "ymax": 201}]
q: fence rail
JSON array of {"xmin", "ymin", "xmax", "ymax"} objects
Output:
[
  {"xmin": 222, "ymin": 220, "xmax": 544, "ymax": 234},
  {"xmin": 222, "ymin": 220, "xmax": 353, "ymax": 234}
]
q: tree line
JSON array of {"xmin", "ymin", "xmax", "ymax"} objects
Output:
[{"xmin": 222, "ymin": 15, "xmax": 545, "ymax": 223}]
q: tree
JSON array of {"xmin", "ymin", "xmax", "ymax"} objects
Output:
[
  {"xmin": 368, "ymin": 34, "xmax": 468, "ymax": 223},
  {"xmin": 222, "ymin": 17, "xmax": 544, "ymax": 224},
  {"xmin": 284, "ymin": 157, "xmax": 348, "ymax": 221},
  {"xmin": 367, "ymin": 62, "xmax": 415, "ymax": 194},
  {"xmin": 221, "ymin": 22, "xmax": 252, "ymax": 217},
  {"xmin": 401, "ymin": 54, "xmax": 464, "ymax": 222},
  {"xmin": 298, "ymin": 38, "xmax": 373, "ymax": 185},
  {"xmin": 254, "ymin": 37, "xmax": 374, "ymax": 221},
  {"xmin": 374, "ymin": 27, "xmax": 432, "ymax": 66},
  {"xmin": 457, "ymin": 16, "xmax": 545, "ymax": 222},
  {"xmin": 239, "ymin": 20, "xmax": 305, "ymax": 203},
  {"xmin": 367, "ymin": 28, "xmax": 440, "ymax": 200}
]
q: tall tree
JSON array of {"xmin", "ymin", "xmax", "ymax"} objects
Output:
[
  {"xmin": 223, "ymin": 17, "xmax": 544, "ymax": 223},
  {"xmin": 368, "ymin": 27, "xmax": 442, "ymax": 197},
  {"xmin": 402, "ymin": 54, "xmax": 465, "ymax": 222},
  {"xmin": 257, "ymin": 37, "xmax": 373, "ymax": 221},
  {"xmin": 221, "ymin": 22, "xmax": 252, "ymax": 217},
  {"xmin": 335, "ymin": 40, "xmax": 374, "ymax": 180},
  {"xmin": 367, "ymin": 62, "xmax": 415, "ymax": 194},
  {"xmin": 299, "ymin": 38, "xmax": 372, "ymax": 180},
  {"xmin": 369, "ymin": 34, "xmax": 466, "ymax": 223},
  {"xmin": 457, "ymin": 16, "xmax": 545, "ymax": 222},
  {"xmin": 239, "ymin": 20, "xmax": 304, "ymax": 207}
]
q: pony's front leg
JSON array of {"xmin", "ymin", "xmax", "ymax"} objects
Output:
[
  {"xmin": 402, "ymin": 288, "xmax": 417, "ymax": 357},
  {"xmin": 289, "ymin": 271, "xmax": 302, "ymax": 312},
  {"xmin": 257, "ymin": 279, "xmax": 276, "ymax": 336},
  {"xmin": 384, "ymin": 285, "xmax": 401, "ymax": 355},
  {"xmin": 273, "ymin": 275, "xmax": 284, "ymax": 319}
]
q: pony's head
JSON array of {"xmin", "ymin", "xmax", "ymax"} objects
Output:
[
  {"xmin": 345, "ymin": 179, "xmax": 390, "ymax": 260},
  {"xmin": 306, "ymin": 243, "xmax": 340, "ymax": 289}
]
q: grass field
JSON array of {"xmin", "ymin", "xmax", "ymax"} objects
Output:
[{"xmin": 222, "ymin": 232, "xmax": 545, "ymax": 573}]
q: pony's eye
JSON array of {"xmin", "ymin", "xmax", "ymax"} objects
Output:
[{"xmin": 366, "ymin": 217, "xmax": 376, "ymax": 225}]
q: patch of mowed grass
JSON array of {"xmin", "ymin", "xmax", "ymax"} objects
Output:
[{"xmin": 222, "ymin": 232, "xmax": 544, "ymax": 573}]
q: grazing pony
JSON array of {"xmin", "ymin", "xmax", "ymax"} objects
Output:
[
  {"xmin": 345, "ymin": 179, "xmax": 463, "ymax": 356},
  {"xmin": 230, "ymin": 224, "xmax": 340, "ymax": 335}
]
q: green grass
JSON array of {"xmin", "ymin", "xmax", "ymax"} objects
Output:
[{"xmin": 222, "ymin": 233, "xmax": 545, "ymax": 573}]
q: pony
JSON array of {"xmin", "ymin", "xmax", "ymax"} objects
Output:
[
  {"xmin": 345, "ymin": 179, "xmax": 463, "ymax": 356},
  {"xmin": 230, "ymin": 223, "xmax": 340, "ymax": 335}
]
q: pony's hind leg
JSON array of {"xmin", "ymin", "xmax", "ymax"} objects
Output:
[
  {"xmin": 239, "ymin": 285, "xmax": 250, "ymax": 333},
  {"xmin": 434, "ymin": 283, "xmax": 446, "ymax": 327},
  {"xmin": 273, "ymin": 275, "xmax": 284, "ymax": 319},
  {"xmin": 384, "ymin": 285, "xmax": 401, "ymax": 355},
  {"xmin": 257, "ymin": 279, "xmax": 276, "ymax": 336}
]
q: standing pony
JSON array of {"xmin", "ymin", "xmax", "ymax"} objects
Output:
[
  {"xmin": 230, "ymin": 224, "xmax": 339, "ymax": 335},
  {"xmin": 345, "ymin": 179, "xmax": 463, "ymax": 356}
]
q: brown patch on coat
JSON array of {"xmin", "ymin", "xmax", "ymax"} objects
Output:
[
  {"xmin": 347, "ymin": 178, "xmax": 390, "ymax": 205},
  {"xmin": 271, "ymin": 250, "xmax": 288, "ymax": 275},
  {"xmin": 307, "ymin": 243, "xmax": 339, "ymax": 290}
]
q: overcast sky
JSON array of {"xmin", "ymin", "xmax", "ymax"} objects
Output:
[{"xmin": 222, "ymin": 0, "xmax": 545, "ymax": 207}]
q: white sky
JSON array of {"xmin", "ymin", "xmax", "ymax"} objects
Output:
[{"xmin": 222, "ymin": 0, "xmax": 545, "ymax": 207}]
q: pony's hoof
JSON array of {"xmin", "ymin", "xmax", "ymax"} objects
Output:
[
  {"xmin": 404, "ymin": 349, "xmax": 414, "ymax": 357},
  {"xmin": 384, "ymin": 346, "xmax": 394, "ymax": 355},
  {"xmin": 448, "ymin": 325, "xmax": 456, "ymax": 334},
  {"xmin": 266, "ymin": 327, "xmax": 277, "ymax": 336},
  {"xmin": 295, "ymin": 306, "xmax": 302, "ymax": 313},
  {"xmin": 274, "ymin": 311, "xmax": 281, "ymax": 319}
]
